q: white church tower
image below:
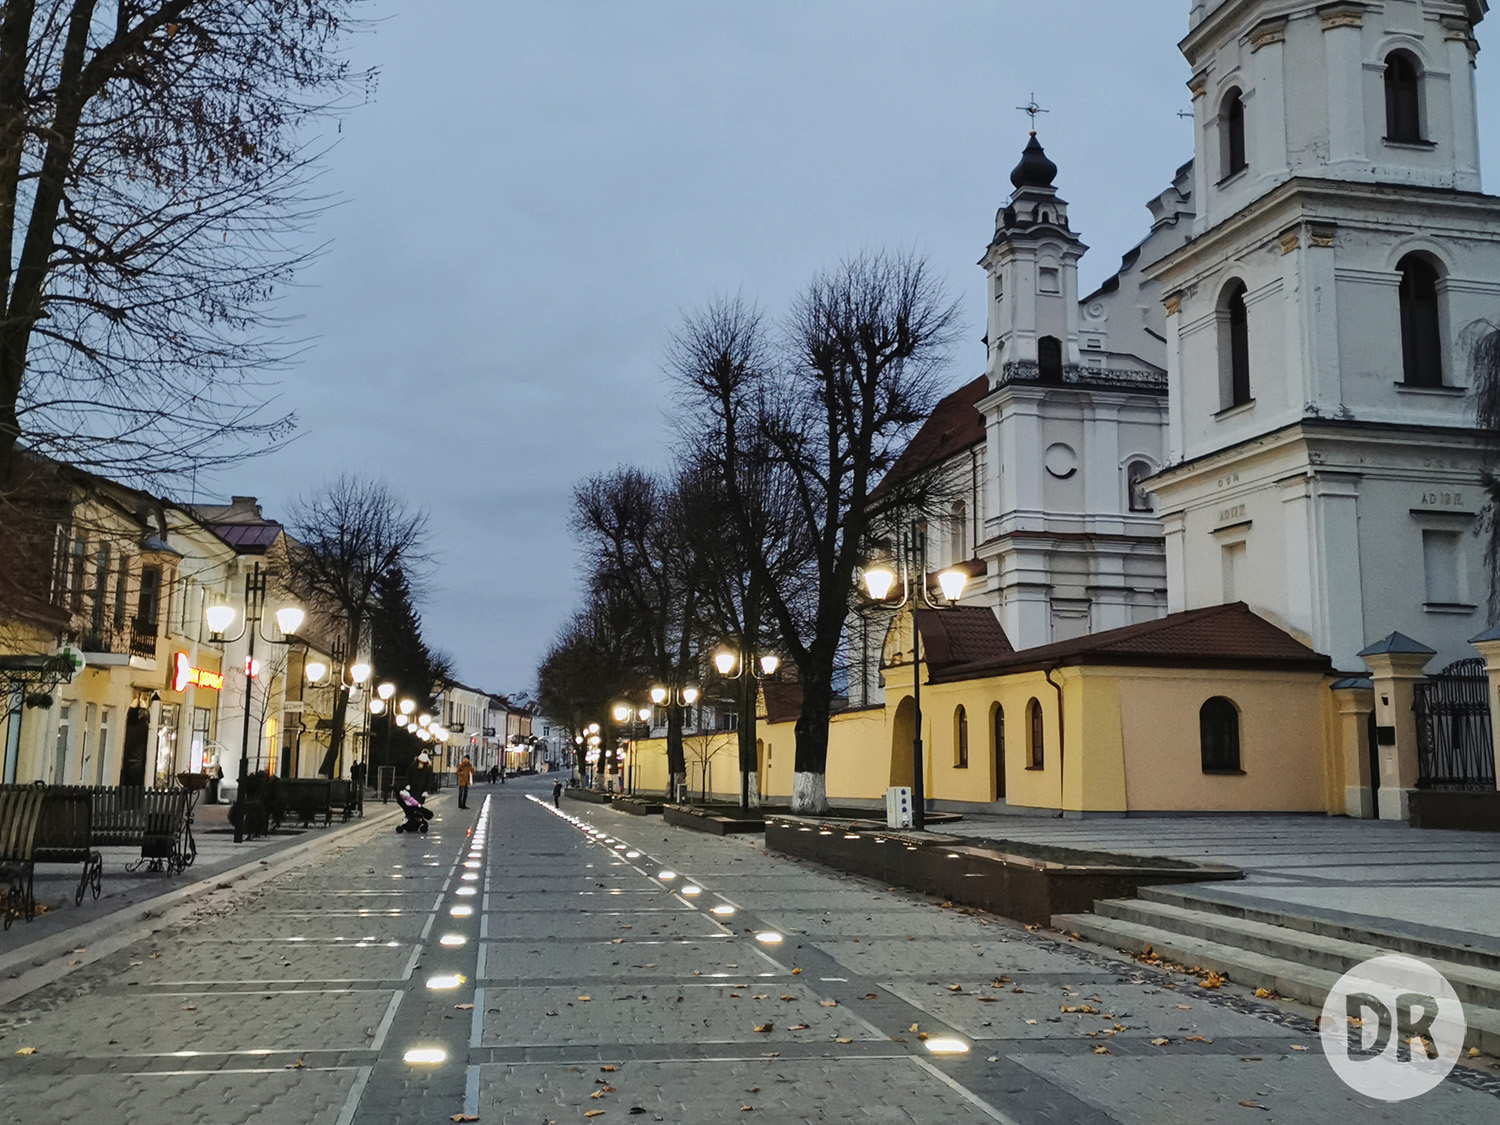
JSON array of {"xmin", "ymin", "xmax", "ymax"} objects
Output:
[
  {"xmin": 1149, "ymin": 0, "xmax": 1500, "ymax": 670},
  {"xmin": 975, "ymin": 133, "xmax": 1175, "ymax": 645}
]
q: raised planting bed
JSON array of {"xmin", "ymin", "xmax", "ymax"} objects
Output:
[
  {"xmin": 1409, "ymin": 789, "xmax": 1500, "ymax": 833},
  {"xmin": 663, "ymin": 804, "xmax": 765, "ymax": 836},
  {"xmin": 563, "ymin": 787, "xmax": 613, "ymax": 805},
  {"xmin": 765, "ymin": 814, "xmax": 1241, "ymax": 926},
  {"xmin": 613, "ymin": 796, "xmax": 664, "ymax": 816}
]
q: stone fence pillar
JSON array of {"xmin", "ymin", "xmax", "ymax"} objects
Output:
[{"xmin": 1357, "ymin": 633, "xmax": 1436, "ymax": 821}]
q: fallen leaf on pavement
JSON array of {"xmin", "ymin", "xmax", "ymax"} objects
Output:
[
  {"xmin": 835, "ymin": 1037, "xmax": 852, "ymax": 1044},
  {"xmin": 1093, "ymin": 1046, "xmax": 1109, "ymax": 1054},
  {"xmin": 753, "ymin": 1023, "xmax": 773, "ymax": 1033},
  {"xmin": 788, "ymin": 1023, "xmax": 809, "ymax": 1030},
  {"xmin": 819, "ymin": 1000, "xmax": 838, "ymax": 1007},
  {"xmin": 454, "ymin": 1003, "xmax": 473, "ymax": 1010},
  {"xmin": 1150, "ymin": 1038, "xmax": 1169, "ymax": 1046},
  {"xmin": 779, "ymin": 995, "xmax": 796, "ymax": 1002},
  {"xmin": 1197, "ymin": 972, "xmax": 1225, "ymax": 990},
  {"xmin": 791, "ymin": 968, "xmax": 802, "ymax": 974},
  {"xmin": 745, "ymin": 1087, "xmax": 760, "ymax": 1093},
  {"xmin": 1024, "ymin": 1019, "xmax": 1037, "ymax": 1026},
  {"xmin": 862, "ymin": 993, "xmax": 878, "ymax": 999},
  {"xmin": 948, "ymin": 984, "xmax": 963, "ymax": 992},
  {"xmin": 577, "ymin": 996, "xmax": 592, "ymax": 1002},
  {"xmin": 1291, "ymin": 1045, "xmax": 1308, "ymax": 1051},
  {"xmin": 450, "ymin": 1116, "xmax": 479, "ymax": 1123},
  {"xmin": 585, "ymin": 1112, "xmax": 604, "ymax": 1119},
  {"xmin": 601, "ymin": 1065, "xmax": 617, "ymax": 1072},
  {"xmin": 1254, "ymin": 988, "xmax": 1275, "ymax": 999},
  {"xmin": 1186, "ymin": 1035, "xmax": 1211, "ymax": 1043},
  {"xmin": 910, "ymin": 1023, "xmax": 920, "ymax": 1033},
  {"xmin": 14, "ymin": 1047, "xmax": 36, "ymax": 1056},
  {"xmin": 1238, "ymin": 1102, "xmax": 1268, "ymax": 1111},
  {"xmin": 1175, "ymin": 1004, "xmax": 1192, "ymax": 1010}
]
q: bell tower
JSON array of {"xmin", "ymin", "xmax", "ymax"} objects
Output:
[
  {"xmin": 981, "ymin": 131, "xmax": 1087, "ymax": 386},
  {"xmin": 1149, "ymin": 0, "xmax": 1498, "ymax": 672}
]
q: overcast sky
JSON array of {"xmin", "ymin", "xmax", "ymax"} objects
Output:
[{"xmin": 200, "ymin": 0, "xmax": 1500, "ymax": 697}]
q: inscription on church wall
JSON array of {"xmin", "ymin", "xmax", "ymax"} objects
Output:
[
  {"xmin": 1216, "ymin": 472, "xmax": 1240, "ymax": 489},
  {"xmin": 1218, "ymin": 504, "xmax": 1247, "ymax": 524},
  {"xmin": 1419, "ymin": 490, "xmax": 1466, "ymax": 509}
]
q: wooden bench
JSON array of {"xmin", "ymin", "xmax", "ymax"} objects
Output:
[
  {"xmin": 32, "ymin": 786, "xmax": 103, "ymax": 905},
  {"xmin": 280, "ymin": 779, "xmax": 333, "ymax": 827},
  {"xmin": 90, "ymin": 785, "xmax": 146, "ymax": 848},
  {"xmin": 136, "ymin": 789, "xmax": 190, "ymax": 873},
  {"xmin": 0, "ymin": 786, "xmax": 46, "ymax": 928},
  {"xmin": 329, "ymin": 779, "xmax": 360, "ymax": 822}
]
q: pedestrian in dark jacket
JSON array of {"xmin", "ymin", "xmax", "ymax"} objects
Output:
[
  {"xmin": 552, "ymin": 778, "xmax": 563, "ymax": 807},
  {"xmin": 408, "ymin": 752, "xmax": 433, "ymax": 800}
]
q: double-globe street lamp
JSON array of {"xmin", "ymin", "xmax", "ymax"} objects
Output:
[
  {"xmin": 862, "ymin": 524, "xmax": 969, "ymax": 831},
  {"xmin": 204, "ymin": 561, "xmax": 305, "ymax": 844},
  {"xmin": 649, "ymin": 684, "xmax": 699, "ymax": 802},
  {"xmin": 712, "ymin": 647, "xmax": 781, "ymax": 809},
  {"xmin": 611, "ymin": 702, "xmax": 653, "ymax": 794}
]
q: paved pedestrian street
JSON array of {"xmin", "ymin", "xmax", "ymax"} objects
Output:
[{"xmin": 1, "ymin": 777, "xmax": 1498, "ymax": 1123}]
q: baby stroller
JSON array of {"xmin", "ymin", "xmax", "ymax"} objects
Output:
[{"xmin": 394, "ymin": 787, "xmax": 433, "ymax": 833}]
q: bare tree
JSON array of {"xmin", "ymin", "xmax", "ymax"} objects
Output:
[
  {"xmin": 536, "ymin": 594, "xmax": 642, "ymax": 780},
  {"xmin": 0, "ymin": 1, "xmax": 373, "ymax": 490},
  {"xmin": 572, "ymin": 467, "xmax": 703, "ymax": 796},
  {"xmin": 673, "ymin": 253, "xmax": 961, "ymax": 812},
  {"xmin": 287, "ymin": 474, "xmax": 428, "ymax": 776}
]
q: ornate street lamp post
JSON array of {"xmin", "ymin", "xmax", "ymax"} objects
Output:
[
  {"xmin": 205, "ymin": 561, "xmax": 304, "ymax": 844},
  {"xmin": 713, "ymin": 647, "xmax": 781, "ymax": 809},
  {"xmin": 862, "ymin": 524, "xmax": 968, "ymax": 831}
]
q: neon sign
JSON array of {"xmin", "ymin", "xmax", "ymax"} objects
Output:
[{"xmin": 172, "ymin": 652, "xmax": 225, "ymax": 693}]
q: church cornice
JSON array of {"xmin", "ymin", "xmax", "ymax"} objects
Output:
[
  {"xmin": 1153, "ymin": 417, "xmax": 1489, "ymax": 493},
  {"xmin": 1146, "ymin": 175, "xmax": 1500, "ymax": 285}
]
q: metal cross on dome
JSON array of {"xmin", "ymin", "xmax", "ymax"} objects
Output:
[{"xmin": 1017, "ymin": 94, "xmax": 1049, "ymax": 131}]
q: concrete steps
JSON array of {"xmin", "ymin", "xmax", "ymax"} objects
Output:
[{"xmin": 1053, "ymin": 889, "xmax": 1500, "ymax": 1055}]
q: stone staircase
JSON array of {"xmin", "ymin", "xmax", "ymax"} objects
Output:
[{"xmin": 1053, "ymin": 884, "xmax": 1500, "ymax": 1054}]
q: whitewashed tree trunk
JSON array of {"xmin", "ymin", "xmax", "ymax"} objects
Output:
[
  {"xmin": 791, "ymin": 771, "xmax": 828, "ymax": 814},
  {"xmin": 747, "ymin": 772, "xmax": 761, "ymax": 808}
]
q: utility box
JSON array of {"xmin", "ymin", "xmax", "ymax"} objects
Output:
[
  {"xmin": 886, "ymin": 786, "xmax": 913, "ymax": 828},
  {"xmin": 674, "ymin": 782, "xmax": 690, "ymax": 804}
]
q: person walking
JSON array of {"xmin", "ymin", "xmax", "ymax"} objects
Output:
[
  {"xmin": 408, "ymin": 752, "xmax": 433, "ymax": 801},
  {"xmin": 552, "ymin": 777, "xmax": 563, "ymax": 807},
  {"xmin": 456, "ymin": 754, "xmax": 474, "ymax": 809}
]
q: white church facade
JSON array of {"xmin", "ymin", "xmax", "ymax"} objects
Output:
[{"xmin": 839, "ymin": 0, "xmax": 1500, "ymax": 821}]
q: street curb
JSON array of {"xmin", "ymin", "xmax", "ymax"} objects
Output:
[{"xmin": 0, "ymin": 799, "xmax": 410, "ymax": 1008}]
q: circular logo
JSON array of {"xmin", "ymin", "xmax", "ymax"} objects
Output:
[{"xmin": 1320, "ymin": 954, "xmax": 1467, "ymax": 1102}]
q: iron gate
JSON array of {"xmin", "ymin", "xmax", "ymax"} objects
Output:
[{"xmin": 1414, "ymin": 657, "xmax": 1496, "ymax": 790}]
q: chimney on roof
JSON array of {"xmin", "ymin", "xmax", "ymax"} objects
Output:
[{"xmin": 226, "ymin": 496, "xmax": 263, "ymax": 520}]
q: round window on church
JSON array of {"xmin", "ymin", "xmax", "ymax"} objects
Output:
[{"xmin": 1044, "ymin": 443, "xmax": 1077, "ymax": 479}]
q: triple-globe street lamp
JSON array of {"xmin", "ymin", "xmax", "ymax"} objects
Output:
[
  {"xmin": 862, "ymin": 523, "xmax": 969, "ymax": 831},
  {"xmin": 611, "ymin": 702, "xmax": 654, "ymax": 794}
]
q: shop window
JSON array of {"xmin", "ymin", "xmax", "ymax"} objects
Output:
[{"xmin": 1200, "ymin": 697, "xmax": 1241, "ymax": 772}]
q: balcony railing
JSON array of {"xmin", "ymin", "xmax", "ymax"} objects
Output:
[{"xmin": 128, "ymin": 618, "xmax": 159, "ymax": 659}]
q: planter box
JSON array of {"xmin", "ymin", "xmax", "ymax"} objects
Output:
[
  {"xmin": 1409, "ymin": 789, "xmax": 1500, "ymax": 833},
  {"xmin": 765, "ymin": 815, "xmax": 1241, "ymax": 926},
  {"xmin": 663, "ymin": 805, "xmax": 765, "ymax": 836},
  {"xmin": 613, "ymin": 797, "xmax": 663, "ymax": 816},
  {"xmin": 564, "ymin": 788, "xmax": 613, "ymax": 805}
]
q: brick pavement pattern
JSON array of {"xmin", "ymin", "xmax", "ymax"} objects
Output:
[{"xmin": 0, "ymin": 777, "xmax": 1494, "ymax": 1123}]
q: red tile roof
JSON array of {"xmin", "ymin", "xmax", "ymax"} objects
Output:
[
  {"xmin": 916, "ymin": 605, "xmax": 1014, "ymax": 671},
  {"xmin": 871, "ymin": 374, "xmax": 987, "ymax": 500},
  {"xmin": 929, "ymin": 602, "xmax": 1330, "ymax": 682}
]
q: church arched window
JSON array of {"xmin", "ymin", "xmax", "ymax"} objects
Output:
[
  {"xmin": 1027, "ymin": 698, "xmax": 1044, "ymax": 769},
  {"xmin": 954, "ymin": 705, "xmax": 969, "ymax": 769},
  {"xmin": 1220, "ymin": 88, "xmax": 1247, "ymax": 178},
  {"xmin": 1384, "ymin": 51, "xmax": 1423, "ymax": 144},
  {"xmin": 950, "ymin": 500, "xmax": 968, "ymax": 564},
  {"xmin": 1200, "ymin": 697, "xmax": 1241, "ymax": 772},
  {"xmin": 1398, "ymin": 254, "xmax": 1443, "ymax": 388},
  {"xmin": 1219, "ymin": 281, "xmax": 1251, "ymax": 409},
  {"xmin": 1038, "ymin": 336, "xmax": 1063, "ymax": 383}
]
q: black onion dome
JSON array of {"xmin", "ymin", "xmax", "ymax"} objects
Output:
[{"xmin": 1010, "ymin": 132, "xmax": 1057, "ymax": 189}]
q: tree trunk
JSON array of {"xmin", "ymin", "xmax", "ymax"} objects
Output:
[
  {"xmin": 792, "ymin": 770, "xmax": 827, "ymax": 814},
  {"xmin": 666, "ymin": 705, "xmax": 686, "ymax": 786}
]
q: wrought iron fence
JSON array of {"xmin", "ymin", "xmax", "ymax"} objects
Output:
[{"xmin": 1414, "ymin": 657, "xmax": 1496, "ymax": 790}]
